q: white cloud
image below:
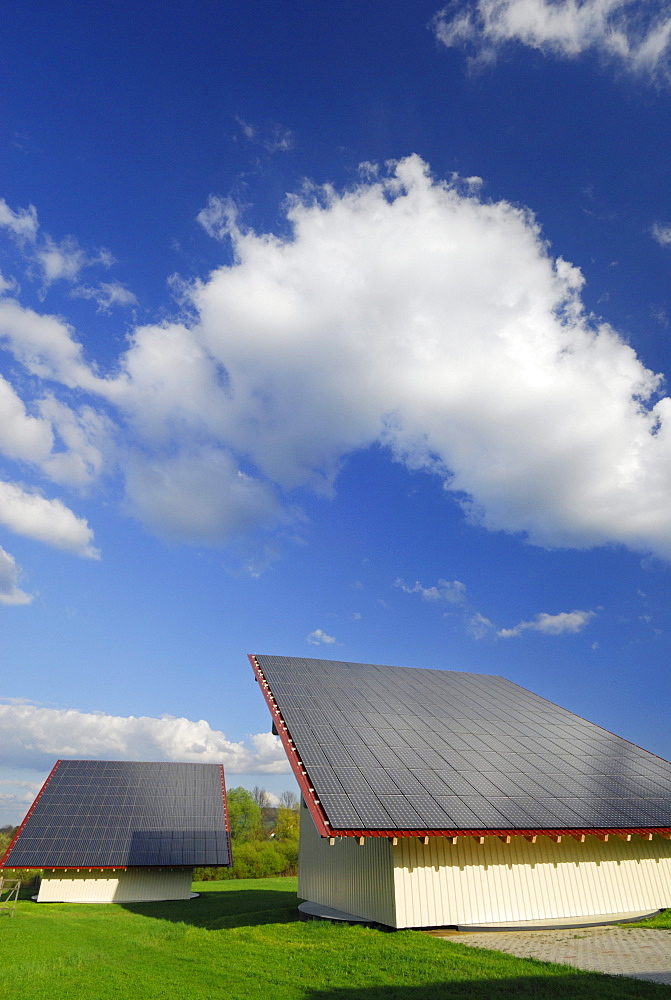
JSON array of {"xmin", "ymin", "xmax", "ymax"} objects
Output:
[
  {"xmin": 466, "ymin": 611, "xmax": 494, "ymax": 638},
  {"xmin": 0, "ymin": 198, "xmax": 113, "ymax": 292},
  {"xmin": 0, "ymin": 481, "xmax": 99, "ymax": 558},
  {"xmin": 71, "ymin": 281, "xmax": 138, "ymax": 312},
  {"xmin": 0, "ymin": 297, "xmax": 102, "ymax": 389},
  {"xmin": 0, "ymin": 776, "xmax": 43, "ymax": 826},
  {"xmin": 497, "ymin": 609, "xmax": 595, "ymax": 637},
  {"xmin": 0, "ymin": 375, "xmax": 54, "ymax": 464},
  {"xmin": 37, "ymin": 397, "xmax": 111, "ymax": 488},
  {"xmin": 234, "ymin": 116, "xmax": 294, "ymax": 153},
  {"xmin": 197, "ymin": 194, "xmax": 238, "ymax": 242},
  {"xmin": 0, "ymin": 374, "xmax": 111, "ymax": 498},
  {"xmin": 0, "ymin": 547, "xmax": 33, "ymax": 605},
  {"xmin": 433, "ymin": 0, "xmax": 671, "ymax": 81},
  {"xmin": 0, "ymin": 272, "xmax": 19, "ymax": 296},
  {"xmin": 123, "ymin": 446, "xmax": 283, "ymax": 544},
  {"xmin": 36, "ymin": 235, "xmax": 107, "ymax": 287},
  {"xmin": 5, "ymin": 158, "xmax": 671, "ymax": 562},
  {"xmin": 652, "ymin": 223, "xmax": 671, "ymax": 248},
  {"xmin": 395, "ymin": 577, "xmax": 467, "ymax": 603},
  {"xmin": 0, "ymin": 198, "xmax": 38, "ymax": 241},
  {"xmin": 0, "ymin": 700, "xmax": 290, "ymax": 774},
  {"xmin": 307, "ymin": 628, "xmax": 337, "ymax": 645}
]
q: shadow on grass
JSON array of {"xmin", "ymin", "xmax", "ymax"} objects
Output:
[
  {"xmin": 304, "ymin": 974, "xmax": 670, "ymax": 999},
  {"xmin": 120, "ymin": 887, "xmax": 301, "ymax": 930}
]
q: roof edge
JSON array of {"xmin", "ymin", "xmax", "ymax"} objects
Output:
[
  {"xmin": 249, "ymin": 653, "xmax": 334, "ymax": 837},
  {"xmin": 318, "ymin": 828, "xmax": 671, "ymax": 841}
]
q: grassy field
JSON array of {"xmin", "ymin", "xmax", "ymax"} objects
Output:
[
  {"xmin": 630, "ymin": 909, "xmax": 671, "ymax": 929},
  {"xmin": 1, "ymin": 878, "xmax": 668, "ymax": 1000}
]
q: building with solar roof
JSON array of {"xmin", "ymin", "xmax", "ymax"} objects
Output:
[
  {"xmin": 0, "ymin": 760, "xmax": 231, "ymax": 903},
  {"xmin": 250, "ymin": 654, "xmax": 671, "ymax": 929}
]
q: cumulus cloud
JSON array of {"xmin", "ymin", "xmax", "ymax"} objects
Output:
[
  {"xmin": 0, "ymin": 373, "xmax": 110, "ymax": 497},
  {"xmin": 0, "ymin": 197, "xmax": 114, "ymax": 298},
  {"xmin": 307, "ymin": 628, "xmax": 338, "ymax": 645},
  {"xmin": 652, "ymin": 223, "xmax": 671, "ymax": 248},
  {"xmin": 0, "ymin": 481, "xmax": 98, "ymax": 558},
  {"xmin": 0, "ymin": 198, "xmax": 38, "ymax": 241},
  {"xmin": 36, "ymin": 236, "xmax": 114, "ymax": 289},
  {"xmin": 466, "ymin": 611, "xmax": 494, "ymax": 638},
  {"xmin": 433, "ymin": 0, "xmax": 671, "ymax": 81},
  {"xmin": 0, "ymin": 297, "xmax": 102, "ymax": 389},
  {"xmin": 37, "ymin": 397, "xmax": 111, "ymax": 488},
  {"xmin": 197, "ymin": 194, "xmax": 238, "ymax": 242},
  {"xmin": 396, "ymin": 577, "xmax": 467, "ymax": 603},
  {"xmin": 0, "ymin": 546, "xmax": 33, "ymax": 605},
  {"xmin": 123, "ymin": 446, "xmax": 283, "ymax": 544},
  {"xmin": 0, "ymin": 700, "xmax": 290, "ymax": 774},
  {"xmin": 0, "ymin": 777, "xmax": 43, "ymax": 826},
  {"xmin": 4, "ymin": 157, "xmax": 671, "ymax": 562},
  {"xmin": 497, "ymin": 609, "xmax": 595, "ymax": 637},
  {"xmin": 71, "ymin": 281, "xmax": 138, "ymax": 312},
  {"xmin": 0, "ymin": 375, "xmax": 54, "ymax": 464}
]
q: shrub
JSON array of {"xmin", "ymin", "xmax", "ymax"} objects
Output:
[{"xmin": 194, "ymin": 838, "xmax": 298, "ymax": 881}]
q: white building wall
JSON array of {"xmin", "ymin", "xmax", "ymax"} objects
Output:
[
  {"xmin": 37, "ymin": 867, "xmax": 193, "ymax": 903},
  {"xmin": 392, "ymin": 834, "xmax": 671, "ymax": 928},
  {"xmin": 298, "ymin": 820, "xmax": 671, "ymax": 928},
  {"xmin": 298, "ymin": 809, "xmax": 396, "ymax": 926}
]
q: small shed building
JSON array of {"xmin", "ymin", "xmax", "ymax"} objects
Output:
[
  {"xmin": 250, "ymin": 654, "xmax": 671, "ymax": 929},
  {"xmin": 0, "ymin": 759, "xmax": 231, "ymax": 903}
]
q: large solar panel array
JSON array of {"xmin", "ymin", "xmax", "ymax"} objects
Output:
[
  {"xmin": 253, "ymin": 655, "xmax": 671, "ymax": 833},
  {"xmin": 1, "ymin": 761, "xmax": 232, "ymax": 868}
]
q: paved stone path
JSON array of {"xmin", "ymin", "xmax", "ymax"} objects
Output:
[{"xmin": 438, "ymin": 925, "xmax": 671, "ymax": 986}]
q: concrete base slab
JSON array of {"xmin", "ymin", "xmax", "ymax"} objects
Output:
[
  {"xmin": 300, "ymin": 900, "xmax": 662, "ymax": 932},
  {"xmin": 298, "ymin": 901, "xmax": 373, "ymax": 924},
  {"xmin": 450, "ymin": 909, "xmax": 662, "ymax": 932}
]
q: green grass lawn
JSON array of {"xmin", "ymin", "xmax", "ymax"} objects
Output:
[
  {"xmin": 629, "ymin": 909, "xmax": 671, "ymax": 929},
  {"xmin": 1, "ymin": 878, "xmax": 668, "ymax": 1000}
]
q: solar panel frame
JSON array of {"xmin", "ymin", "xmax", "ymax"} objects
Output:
[
  {"xmin": 252, "ymin": 654, "xmax": 671, "ymax": 836},
  {"xmin": 1, "ymin": 760, "xmax": 232, "ymax": 869}
]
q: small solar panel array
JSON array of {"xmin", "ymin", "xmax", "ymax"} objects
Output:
[
  {"xmin": 253, "ymin": 655, "xmax": 671, "ymax": 833},
  {"xmin": 2, "ymin": 760, "xmax": 231, "ymax": 869}
]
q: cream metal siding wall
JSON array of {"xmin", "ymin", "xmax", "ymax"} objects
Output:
[
  {"xmin": 298, "ymin": 812, "xmax": 396, "ymax": 926},
  {"xmin": 37, "ymin": 867, "xmax": 193, "ymax": 903},
  {"xmin": 393, "ymin": 834, "xmax": 671, "ymax": 928}
]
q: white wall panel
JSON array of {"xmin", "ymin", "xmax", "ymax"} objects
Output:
[
  {"xmin": 298, "ymin": 811, "xmax": 395, "ymax": 926},
  {"xmin": 37, "ymin": 866, "xmax": 193, "ymax": 903},
  {"xmin": 393, "ymin": 835, "xmax": 671, "ymax": 928}
]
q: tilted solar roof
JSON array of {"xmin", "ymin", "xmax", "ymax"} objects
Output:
[
  {"xmin": 251, "ymin": 654, "xmax": 671, "ymax": 837},
  {"xmin": 1, "ymin": 760, "xmax": 232, "ymax": 869}
]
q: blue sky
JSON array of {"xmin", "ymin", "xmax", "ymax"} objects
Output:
[{"xmin": 2, "ymin": 0, "xmax": 671, "ymax": 824}]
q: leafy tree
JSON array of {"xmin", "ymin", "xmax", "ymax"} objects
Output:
[
  {"xmin": 0, "ymin": 826, "xmax": 17, "ymax": 857},
  {"xmin": 274, "ymin": 805, "xmax": 299, "ymax": 841},
  {"xmin": 226, "ymin": 787, "xmax": 262, "ymax": 842}
]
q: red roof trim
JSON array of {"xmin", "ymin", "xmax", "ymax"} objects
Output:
[
  {"xmin": 324, "ymin": 827, "xmax": 671, "ymax": 839},
  {"xmin": 3, "ymin": 866, "xmax": 131, "ymax": 872},
  {"xmin": 219, "ymin": 763, "xmax": 231, "ymax": 834},
  {"xmin": 249, "ymin": 654, "xmax": 334, "ymax": 838}
]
